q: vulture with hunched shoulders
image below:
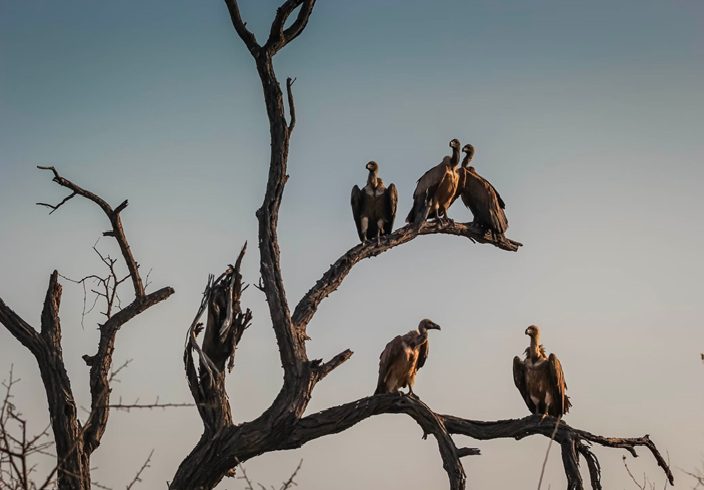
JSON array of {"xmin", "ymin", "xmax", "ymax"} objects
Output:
[
  {"xmin": 350, "ymin": 161, "xmax": 398, "ymax": 244},
  {"xmin": 406, "ymin": 139, "xmax": 461, "ymax": 224},
  {"xmin": 513, "ymin": 325, "xmax": 571, "ymax": 419},
  {"xmin": 457, "ymin": 144, "xmax": 508, "ymax": 239},
  {"xmin": 375, "ymin": 319, "xmax": 441, "ymax": 395}
]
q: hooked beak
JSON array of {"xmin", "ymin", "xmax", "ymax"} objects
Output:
[
  {"xmin": 524, "ymin": 327, "xmax": 530, "ymax": 335},
  {"xmin": 428, "ymin": 322, "xmax": 441, "ymax": 331}
]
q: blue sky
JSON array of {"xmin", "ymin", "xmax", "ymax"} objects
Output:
[{"xmin": 1, "ymin": 1, "xmax": 703, "ymax": 488}]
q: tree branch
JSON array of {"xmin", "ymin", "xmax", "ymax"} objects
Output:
[
  {"xmin": 36, "ymin": 165, "xmax": 145, "ymax": 300},
  {"xmin": 286, "ymin": 77, "xmax": 296, "ymax": 132},
  {"xmin": 0, "ymin": 297, "xmax": 42, "ymax": 356},
  {"xmin": 292, "ymin": 221, "xmax": 522, "ymax": 330},
  {"xmin": 265, "ymin": 0, "xmax": 316, "ymax": 54},
  {"xmin": 224, "ymin": 0, "xmax": 261, "ymax": 56},
  {"xmin": 281, "ymin": 395, "xmax": 672, "ymax": 490}
]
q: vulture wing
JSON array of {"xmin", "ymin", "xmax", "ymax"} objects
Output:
[
  {"xmin": 416, "ymin": 339, "xmax": 429, "ymax": 370},
  {"xmin": 406, "ymin": 159, "xmax": 448, "ymax": 224},
  {"xmin": 350, "ymin": 185, "xmax": 365, "ymax": 242},
  {"xmin": 375, "ymin": 335, "xmax": 406, "ymax": 395},
  {"xmin": 547, "ymin": 353, "xmax": 571, "ymax": 416},
  {"xmin": 461, "ymin": 171, "xmax": 508, "ymax": 234},
  {"xmin": 513, "ymin": 356, "xmax": 536, "ymax": 413},
  {"xmin": 383, "ymin": 183, "xmax": 398, "ymax": 234}
]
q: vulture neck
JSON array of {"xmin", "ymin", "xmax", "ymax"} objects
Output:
[
  {"xmin": 366, "ymin": 169, "xmax": 380, "ymax": 189},
  {"xmin": 528, "ymin": 334, "xmax": 542, "ymax": 361},
  {"xmin": 451, "ymin": 145, "xmax": 460, "ymax": 168},
  {"xmin": 461, "ymin": 153, "xmax": 473, "ymax": 169},
  {"xmin": 416, "ymin": 326, "xmax": 430, "ymax": 346}
]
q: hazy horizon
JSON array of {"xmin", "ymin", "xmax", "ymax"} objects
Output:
[{"xmin": 1, "ymin": 1, "xmax": 703, "ymax": 488}]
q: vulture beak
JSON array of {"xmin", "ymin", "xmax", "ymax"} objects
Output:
[
  {"xmin": 524, "ymin": 327, "xmax": 530, "ymax": 335},
  {"xmin": 428, "ymin": 322, "xmax": 441, "ymax": 331}
]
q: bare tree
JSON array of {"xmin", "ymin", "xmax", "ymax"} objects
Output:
[
  {"xmin": 168, "ymin": 2, "xmax": 674, "ymax": 489},
  {"xmin": 0, "ymin": 167, "xmax": 174, "ymax": 489}
]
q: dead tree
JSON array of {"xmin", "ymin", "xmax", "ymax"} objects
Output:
[
  {"xmin": 171, "ymin": 1, "xmax": 673, "ymax": 489},
  {"xmin": 0, "ymin": 167, "xmax": 174, "ymax": 489}
]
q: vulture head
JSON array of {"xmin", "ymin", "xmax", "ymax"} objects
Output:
[
  {"xmin": 418, "ymin": 318, "xmax": 442, "ymax": 333},
  {"xmin": 524, "ymin": 324, "xmax": 540, "ymax": 338},
  {"xmin": 365, "ymin": 161, "xmax": 379, "ymax": 173},
  {"xmin": 462, "ymin": 144, "xmax": 475, "ymax": 166},
  {"xmin": 449, "ymin": 138, "xmax": 461, "ymax": 150}
]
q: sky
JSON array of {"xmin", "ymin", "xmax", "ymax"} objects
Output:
[{"xmin": 1, "ymin": 0, "xmax": 703, "ymax": 488}]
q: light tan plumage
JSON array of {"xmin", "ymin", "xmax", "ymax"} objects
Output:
[
  {"xmin": 513, "ymin": 325, "xmax": 571, "ymax": 418},
  {"xmin": 375, "ymin": 319, "xmax": 441, "ymax": 395},
  {"xmin": 457, "ymin": 144, "xmax": 508, "ymax": 239},
  {"xmin": 406, "ymin": 139, "xmax": 461, "ymax": 224},
  {"xmin": 351, "ymin": 161, "xmax": 398, "ymax": 244}
]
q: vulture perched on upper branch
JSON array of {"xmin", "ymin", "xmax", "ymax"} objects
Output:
[
  {"xmin": 457, "ymin": 144, "xmax": 508, "ymax": 239},
  {"xmin": 513, "ymin": 325, "xmax": 571, "ymax": 419},
  {"xmin": 375, "ymin": 319, "xmax": 441, "ymax": 395},
  {"xmin": 351, "ymin": 161, "xmax": 398, "ymax": 244},
  {"xmin": 406, "ymin": 139, "xmax": 461, "ymax": 224}
]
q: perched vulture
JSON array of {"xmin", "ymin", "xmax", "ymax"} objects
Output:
[
  {"xmin": 406, "ymin": 139, "xmax": 461, "ymax": 224},
  {"xmin": 513, "ymin": 325, "xmax": 571, "ymax": 419},
  {"xmin": 457, "ymin": 144, "xmax": 508, "ymax": 239},
  {"xmin": 375, "ymin": 319, "xmax": 441, "ymax": 395},
  {"xmin": 351, "ymin": 161, "xmax": 398, "ymax": 244}
]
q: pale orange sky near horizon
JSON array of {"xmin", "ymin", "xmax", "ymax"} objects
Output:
[{"xmin": 1, "ymin": 1, "xmax": 703, "ymax": 488}]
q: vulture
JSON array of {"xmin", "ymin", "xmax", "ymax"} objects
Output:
[
  {"xmin": 351, "ymin": 161, "xmax": 398, "ymax": 244},
  {"xmin": 457, "ymin": 144, "xmax": 508, "ymax": 239},
  {"xmin": 405, "ymin": 139, "xmax": 461, "ymax": 224},
  {"xmin": 375, "ymin": 319, "xmax": 441, "ymax": 395},
  {"xmin": 513, "ymin": 325, "xmax": 571, "ymax": 419}
]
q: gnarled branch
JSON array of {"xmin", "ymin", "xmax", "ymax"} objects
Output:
[
  {"xmin": 292, "ymin": 220, "xmax": 522, "ymax": 329},
  {"xmin": 1, "ymin": 167, "xmax": 173, "ymax": 488}
]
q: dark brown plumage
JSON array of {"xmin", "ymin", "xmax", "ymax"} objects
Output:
[
  {"xmin": 513, "ymin": 325, "xmax": 571, "ymax": 418},
  {"xmin": 375, "ymin": 319, "xmax": 441, "ymax": 395},
  {"xmin": 457, "ymin": 144, "xmax": 508, "ymax": 239},
  {"xmin": 406, "ymin": 139, "xmax": 461, "ymax": 224},
  {"xmin": 351, "ymin": 161, "xmax": 398, "ymax": 244}
]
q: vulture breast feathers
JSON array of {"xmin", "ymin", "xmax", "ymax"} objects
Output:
[{"xmin": 351, "ymin": 162, "xmax": 397, "ymax": 243}]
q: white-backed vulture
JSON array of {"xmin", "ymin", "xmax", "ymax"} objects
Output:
[
  {"xmin": 457, "ymin": 144, "xmax": 508, "ymax": 239},
  {"xmin": 405, "ymin": 139, "xmax": 461, "ymax": 224},
  {"xmin": 350, "ymin": 161, "xmax": 398, "ymax": 244},
  {"xmin": 375, "ymin": 319, "xmax": 441, "ymax": 395},
  {"xmin": 513, "ymin": 325, "xmax": 571, "ymax": 418}
]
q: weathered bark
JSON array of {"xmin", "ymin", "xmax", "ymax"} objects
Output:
[
  {"xmin": 170, "ymin": 2, "xmax": 672, "ymax": 490},
  {"xmin": 0, "ymin": 168, "xmax": 173, "ymax": 489}
]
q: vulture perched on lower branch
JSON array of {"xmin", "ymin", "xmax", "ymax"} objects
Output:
[
  {"xmin": 406, "ymin": 139, "xmax": 461, "ymax": 224},
  {"xmin": 375, "ymin": 319, "xmax": 441, "ymax": 395},
  {"xmin": 351, "ymin": 161, "xmax": 398, "ymax": 244},
  {"xmin": 513, "ymin": 325, "xmax": 571, "ymax": 419},
  {"xmin": 457, "ymin": 144, "xmax": 508, "ymax": 239}
]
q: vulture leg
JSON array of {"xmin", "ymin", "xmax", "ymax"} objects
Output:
[{"xmin": 360, "ymin": 217, "xmax": 369, "ymax": 243}]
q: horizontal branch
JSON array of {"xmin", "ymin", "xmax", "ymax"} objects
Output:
[
  {"xmin": 292, "ymin": 221, "xmax": 522, "ymax": 329},
  {"xmin": 280, "ymin": 394, "xmax": 672, "ymax": 490}
]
